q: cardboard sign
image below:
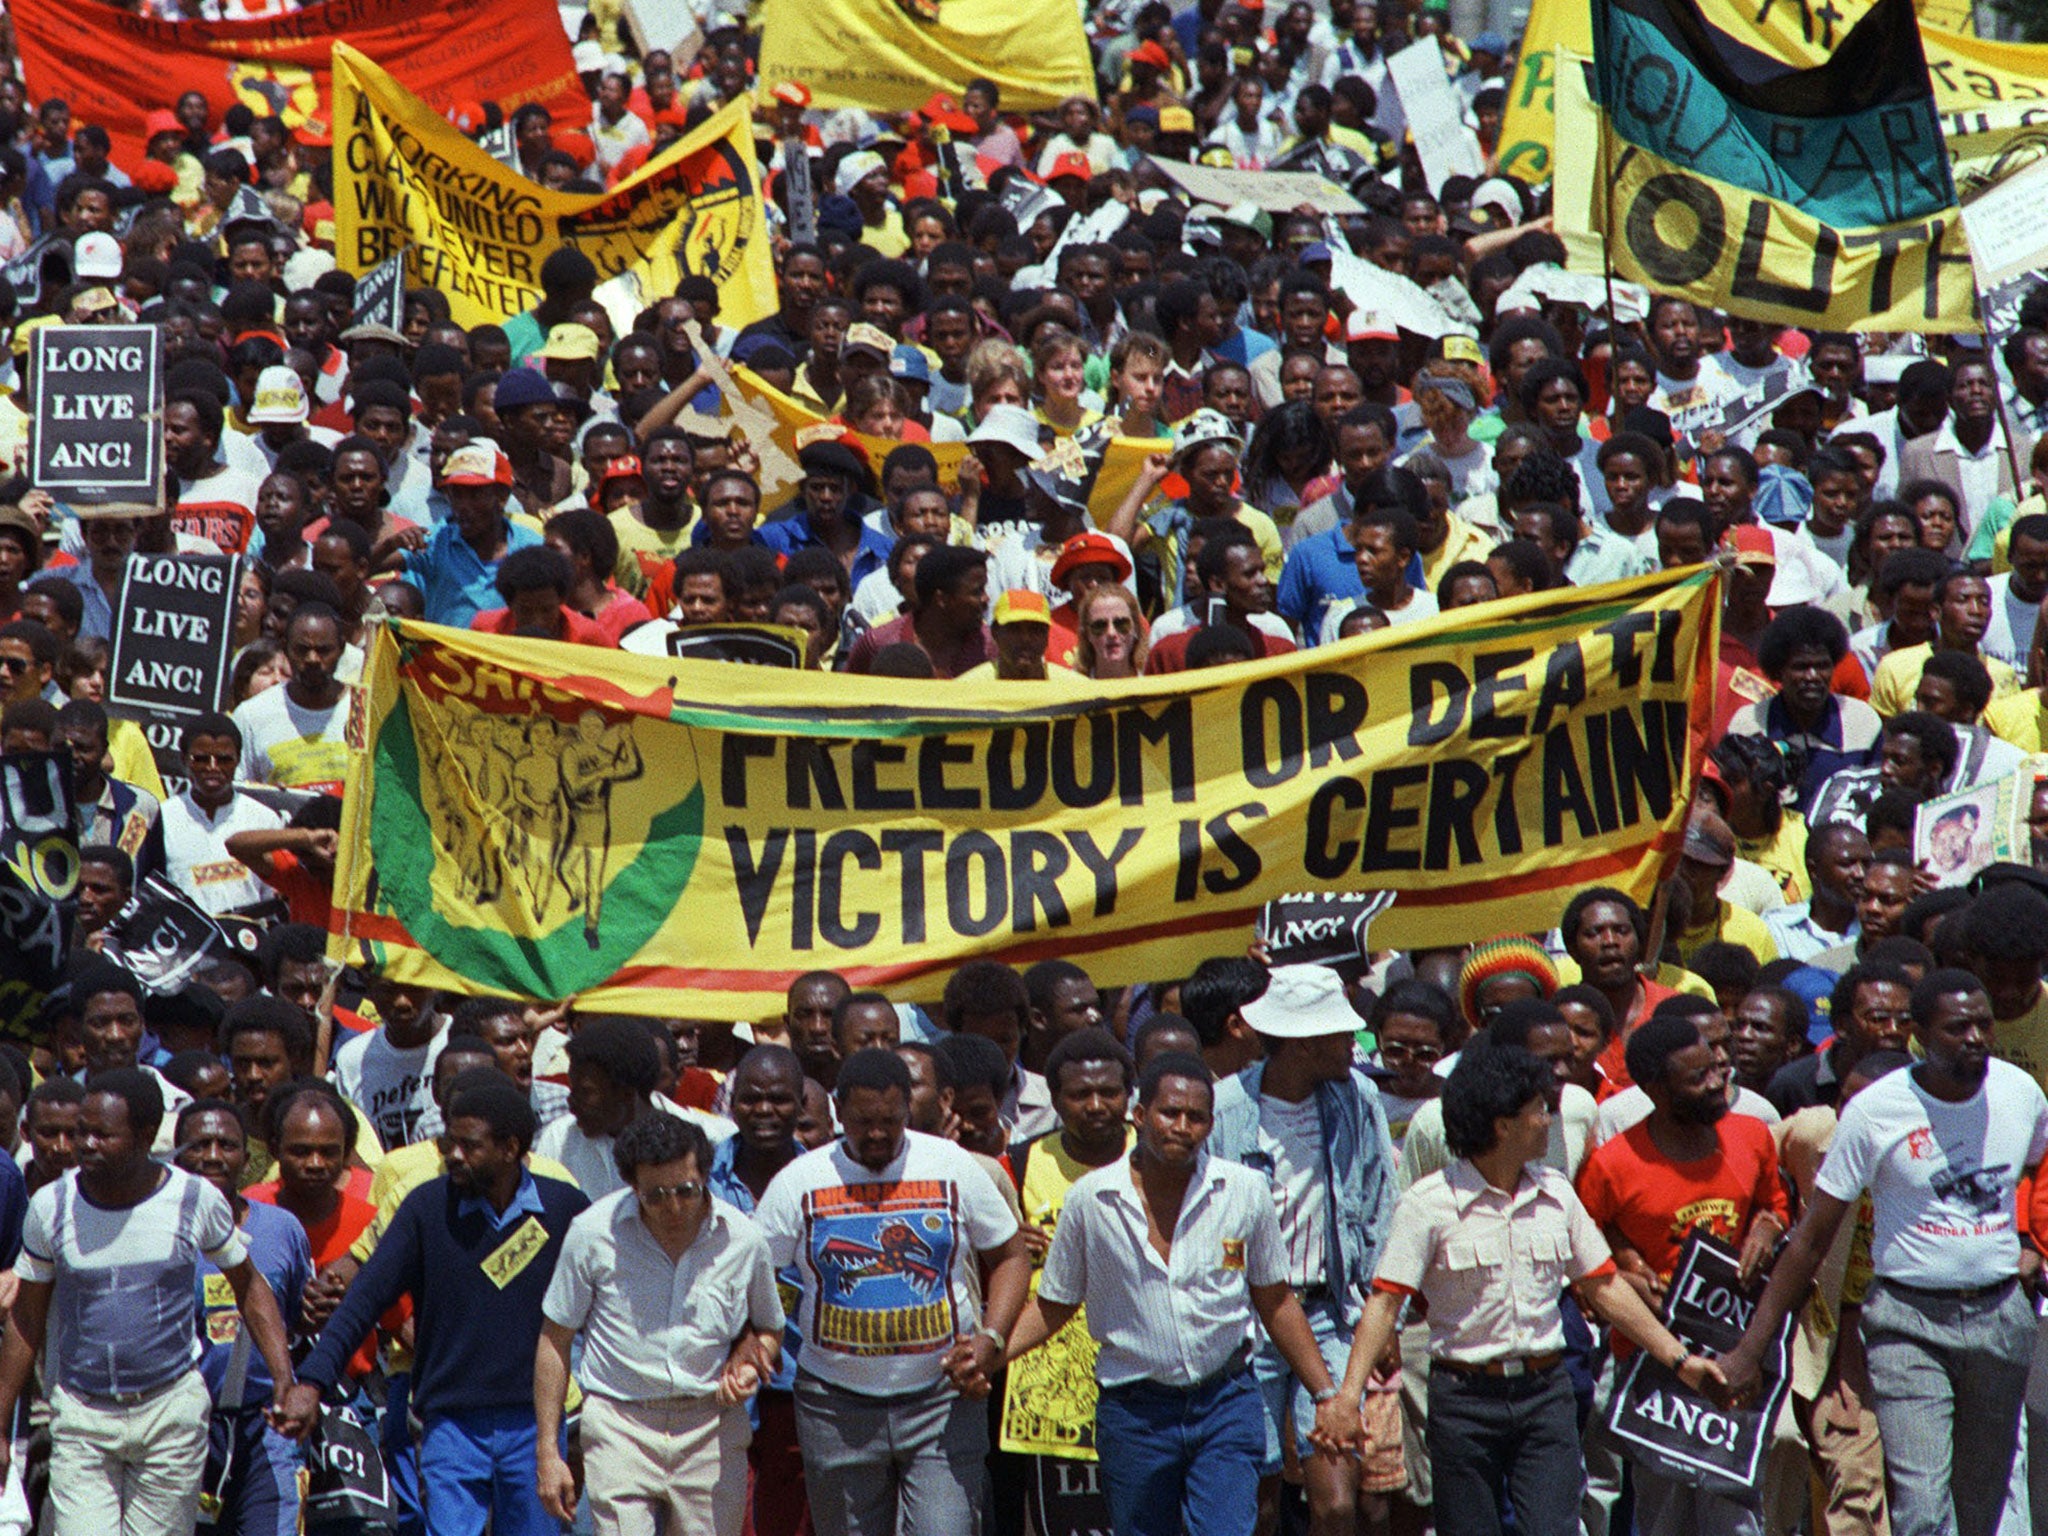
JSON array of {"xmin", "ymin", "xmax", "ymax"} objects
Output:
[
  {"xmin": 105, "ymin": 552, "xmax": 242, "ymax": 782},
  {"xmin": 1608, "ymin": 1234, "xmax": 1794, "ymax": 1498},
  {"xmin": 97, "ymin": 873, "xmax": 239, "ymax": 993},
  {"xmin": 1914, "ymin": 770, "xmax": 2030, "ymax": 890},
  {"xmin": 665, "ymin": 622, "xmax": 807, "ymax": 668},
  {"xmin": 1255, "ymin": 890, "xmax": 1395, "ymax": 969},
  {"xmin": 3, "ymin": 233, "xmax": 62, "ymax": 309},
  {"xmin": 1387, "ymin": 41, "xmax": 1483, "ymax": 195},
  {"xmin": 474, "ymin": 122, "xmax": 520, "ymax": 170},
  {"xmin": 0, "ymin": 753, "xmax": 77, "ymax": 1045},
  {"xmin": 350, "ymin": 249, "xmax": 408, "ymax": 336},
  {"xmin": 31, "ymin": 324, "xmax": 161, "ymax": 505},
  {"xmin": 1147, "ymin": 157, "xmax": 1366, "ymax": 215}
]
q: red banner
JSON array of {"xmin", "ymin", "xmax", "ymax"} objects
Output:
[{"xmin": 15, "ymin": 0, "xmax": 588, "ymax": 167}]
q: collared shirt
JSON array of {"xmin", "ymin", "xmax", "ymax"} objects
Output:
[
  {"xmin": 1764, "ymin": 902, "xmax": 1860, "ymax": 963},
  {"xmin": 59, "ymin": 561, "xmax": 115, "ymax": 641},
  {"xmin": 1928, "ymin": 417, "xmax": 2006, "ymax": 537},
  {"xmin": 1037, "ymin": 1149, "xmax": 1284, "ymax": 1389},
  {"xmin": 401, "ymin": 518, "xmax": 544, "ymax": 628},
  {"xmin": 1563, "ymin": 523, "xmax": 1656, "ymax": 589},
  {"xmin": 754, "ymin": 510, "xmax": 894, "ymax": 591},
  {"xmin": 1002, "ymin": 1063, "xmax": 1057, "ymax": 1141},
  {"xmin": 1726, "ymin": 694, "xmax": 1881, "ymax": 817},
  {"xmin": 1371, "ymin": 1159, "xmax": 1612, "ymax": 1365},
  {"xmin": 457, "ymin": 1168, "xmax": 545, "ymax": 1232},
  {"xmin": 543, "ymin": 1190, "xmax": 783, "ymax": 1401}
]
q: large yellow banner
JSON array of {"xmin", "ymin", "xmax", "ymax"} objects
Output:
[
  {"xmin": 331, "ymin": 43, "xmax": 777, "ymax": 330},
  {"xmin": 332, "ymin": 570, "xmax": 1719, "ymax": 1019},
  {"xmin": 756, "ymin": 0, "xmax": 1095, "ymax": 114},
  {"xmin": 1502, "ymin": 0, "xmax": 2048, "ymax": 196}
]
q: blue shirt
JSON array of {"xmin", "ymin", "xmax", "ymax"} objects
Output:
[
  {"xmin": 708, "ymin": 1139, "xmax": 802, "ymax": 1394},
  {"xmin": 196, "ymin": 1200, "xmax": 310, "ymax": 1407},
  {"xmin": 754, "ymin": 511, "xmax": 894, "ymax": 591},
  {"xmin": 458, "ymin": 1169, "xmax": 546, "ymax": 1232},
  {"xmin": 59, "ymin": 561, "xmax": 115, "ymax": 641},
  {"xmin": 1276, "ymin": 525, "xmax": 1366, "ymax": 645},
  {"xmin": 401, "ymin": 518, "xmax": 543, "ymax": 628}
]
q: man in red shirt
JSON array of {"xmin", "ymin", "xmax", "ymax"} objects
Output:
[
  {"xmin": 845, "ymin": 544, "xmax": 995, "ymax": 678},
  {"xmin": 1576, "ymin": 1011, "xmax": 1790, "ymax": 1536},
  {"xmin": 1560, "ymin": 887, "xmax": 1677, "ymax": 1090},
  {"xmin": 1144, "ymin": 526, "xmax": 1297, "ymax": 674},
  {"xmin": 468, "ymin": 546, "xmax": 612, "ymax": 646}
]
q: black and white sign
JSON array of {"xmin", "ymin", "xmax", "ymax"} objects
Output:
[
  {"xmin": 98, "ymin": 873, "xmax": 238, "ymax": 993},
  {"xmin": 1256, "ymin": 889, "xmax": 1395, "ymax": 969},
  {"xmin": 351, "ymin": 249, "xmax": 408, "ymax": 335},
  {"xmin": 31, "ymin": 323, "xmax": 162, "ymax": 502},
  {"xmin": 1028, "ymin": 1454, "xmax": 1112, "ymax": 1536},
  {"xmin": 0, "ymin": 752, "xmax": 77, "ymax": 1046},
  {"xmin": 1607, "ymin": 1234, "xmax": 1795, "ymax": 1497},
  {"xmin": 2, "ymin": 233, "xmax": 62, "ymax": 308},
  {"xmin": 106, "ymin": 552, "xmax": 242, "ymax": 781},
  {"xmin": 666, "ymin": 623, "xmax": 806, "ymax": 668},
  {"xmin": 476, "ymin": 123, "xmax": 520, "ymax": 170}
]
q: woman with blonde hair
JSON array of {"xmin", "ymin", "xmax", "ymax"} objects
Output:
[
  {"xmin": 1030, "ymin": 325, "xmax": 1103, "ymax": 440},
  {"xmin": 1073, "ymin": 584, "xmax": 1149, "ymax": 678},
  {"xmin": 965, "ymin": 340, "xmax": 1031, "ymax": 425}
]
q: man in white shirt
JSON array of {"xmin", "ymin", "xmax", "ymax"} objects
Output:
[
  {"xmin": 159, "ymin": 712, "xmax": 286, "ymax": 915},
  {"xmin": 329, "ymin": 979, "xmax": 447, "ymax": 1151},
  {"xmin": 534, "ymin": 1018, "xmax": 732, "ymax": 1200},
  {"xmin": 1716, "ymin": 969, "xmax": 2048, "ymax": 1536},
  {"xmin": 1006, "ymin": 1051, "xmax": 1356, "ymax": 1536},
  {"xmin": 754, "ymin": 1048, "xmax": 1029, "ymax": 1536},
  {"xmin": 66, "ymin": 958, "xmax": 193, "ymax": 1155},
  {"xmin": 537, "ymin": 1114, "xmax": 783, "ymax": 1536},
  {"xmin": 231, "ymin": 604, "xmax": 352, "ymax": 793}
]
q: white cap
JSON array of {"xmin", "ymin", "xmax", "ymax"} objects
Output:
[
  {"xmin": 571, "ymin": 40, "xmax": 604, "ymax": 72},
  {"xmin": 246, "ymin": 365, "xmax": 309, "ymax": 425},
  {"xmin": 1240, "ymin": 965, "xmax": 1362, "ymax": 1038},
  {"xmin": 73, "ymin": 231, "xmax": 121, "ymax": 281}
]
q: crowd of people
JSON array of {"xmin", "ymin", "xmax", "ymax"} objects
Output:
[{"xmin": 0, "ymin": 2, "xmax": 2040, "ymax": 1536}]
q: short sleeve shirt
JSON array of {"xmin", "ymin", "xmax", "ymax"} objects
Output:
[
  {"xmin": 1575, "ymin": 1115, "xmax": 1789, "ymax": 1280},
  {"xmin": 754, "ymin": 1131, "xmax": 1019, "ymax": 1394}
]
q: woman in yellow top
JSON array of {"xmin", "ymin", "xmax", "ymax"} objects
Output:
[{"xmin": 1030, "ymin": 328, "xmax": 1106, "ymax": 441}]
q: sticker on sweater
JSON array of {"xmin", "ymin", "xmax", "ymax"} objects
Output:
[{"xmin": 480, "ymin": 1216, "xmax": 550, "ymax": 1288}]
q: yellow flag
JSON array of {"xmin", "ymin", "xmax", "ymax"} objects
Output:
[
  {"xmin": 333, "ymin": 569, "xmax": 1719, "ymax": 1020},
  {"xmin": 757, "ymin": 0, "xmax": 1094, "ymax": 114},
  {"xmin": 331, "ymin": 42, "xmax": 776, "ymax": 329}
]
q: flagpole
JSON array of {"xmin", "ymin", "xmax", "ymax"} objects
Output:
[
  {"xmin": 1986, "ymin": 313, "xmax": 2027, "ymax": 494},
  {"xmin": 1589, "ymin": 50, "xmax": 1624, "ymax": 347}
]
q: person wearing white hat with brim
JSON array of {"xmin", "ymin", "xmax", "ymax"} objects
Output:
[{"xmin": 1202, "ymin": 962, "xmax": 1402, "ymax": 1533}]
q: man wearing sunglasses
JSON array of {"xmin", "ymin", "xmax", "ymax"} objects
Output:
[{"xmin": 536, "ymin": 1113, "xmax": 784, "ymax": 1536}]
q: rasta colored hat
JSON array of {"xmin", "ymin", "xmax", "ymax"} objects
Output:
[{"xmin": 1456, "ymin": 936, "xmax": 1559, "ymax": 1029}]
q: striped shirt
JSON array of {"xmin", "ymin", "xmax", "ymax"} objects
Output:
[{"xmin": 1038, "ymin": 1150, "xmax": 1285, "ymax": 1388}]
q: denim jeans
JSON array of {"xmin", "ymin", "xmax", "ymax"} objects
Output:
[{"xmin": 1093, "ymin": 1370, "xmax": 1264, "ymax": 1536}]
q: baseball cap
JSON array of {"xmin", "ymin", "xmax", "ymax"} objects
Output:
[
  {"xmin": 841, "ymin": 323, "xmax": 894, "ymax": 362},
  {"xmin": 992, "ymin": 589, "xmax": 1052, "ymax": 627},
  {"xmin": 70, "ymin": 287, "xmax": 118, "ymax": 316},
  {"xmin": 246, "ymin": 365, "xmax": 310, "ymax": 425},
  {"xmin": 1683, "ymin": 809, "xmax": 1736, "ymax": 868},
  {"xmin": 1172, "ymin": 408, "xmax": 1241, "ymax": 461},
  {"xmin": 771, "ymin": 82, "xmax": 813, "ymax": 108},
  {"xmin": 1726, "ymin": 525, "xmax": 1777, "ymax": 565},
  {"xmin": 537, "ymin": 322, "xmax": 601, "ymax": 362},
  {"xmin": 1158, "ymin": 106, "xmax": 1197, "ymax": 135},
  {"xmin": 1046, "ymin": 151, "xmax": 1093, "ymax": 183},
  {"xmin": 1050, "ymin": 532, "xmax": 1133, "ymax": 587},
  {"xmin": 1130, "ymin": 40, "xmax": 1173, "ymax": 68},
  {"xmin": 442, "ymin": 443, "xmax": 513, "ymax": 487},
  {"xmin": 1345, "ymin": 307, "xmax": 1398, "ymax": 342},
  {"xmin": 600, "ymin": 455, "xmax": 646, "ymax": 486},
  {"xmin": 889, "ymin": 344, "xmax": 932, "ymax": 383},
  {"xmin": 73, "ymin": 232, "xmax": 122, "ymax": 282}
]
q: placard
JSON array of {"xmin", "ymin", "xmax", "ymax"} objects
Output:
[
  {"xmin": 664, "ymin": 622, "xmax": 807, "ymax": 668},
  {"xmin": 1914, "ymin": 770, "xmax": 2029, "ymax": 890},
  {"xmin": 97, "ymin": 873, "xmax": 238, "ymax": 993},
  {"xmin": 105, "ymin": 552, "xmax": 242, "ymax": 782},
  {"xmin": 1607, "ymin": 1233, "xmax": 1795, "ymax": 1498},
  {"xmin": 1255, "ymin": 890, "xmax": 1395, "ymax": 969},
  {"xmin": 0, "ymin": 752, "xmax": 76, "ymax": 1046},
  {"xmin": 1387, "ymin": 41, "xmax": 1483, "ymax": 195},
  {"xmin": 350, "ymin": 250, "xmax": 408, "ymax": 336},
  {"xmin": 1146, "ymin": 158, "xmax": 1366, "ymax": 215},
  {"xmin": 3, "ymin": 233, "xmax": 62, "ymax": 309},
  {"xmin": 31, "ymin": 324, "xmax": 161, "ymax": 505}
]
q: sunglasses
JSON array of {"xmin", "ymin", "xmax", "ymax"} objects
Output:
[{"xmin": 639, "ymin": 1181, "xmax": 708, "ymax": 1204}]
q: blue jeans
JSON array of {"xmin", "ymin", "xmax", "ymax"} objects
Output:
[
  {"xmin": 418, "ymin": 1408, "xmax": 561, "ymax": 1536},
  {"xmin": 1252, "ymin": 1293, "xmax": 1350, "ymax": 1472},
  {"xmin": 203, "ymin": 1405, "xmax": 300, "ymax": 1536},
  {"xmin": 1094, "ymin": 1370, "xmax": 1264, "ymax": 1536}
]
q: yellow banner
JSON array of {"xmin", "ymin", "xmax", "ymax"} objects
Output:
[
  {"xmin": 1583, "ymin": 126, "xmax": 1977, "ymax": 332},
  {"xmin": 756, "ymin": 0, "xmax": 1095, "ymax": 114},
  {"xmin": 331, "ymin": 571, "xmax": 1719, "ymax": 1020},
  {"xmin": 331, "ymin": 43, "xmax": 776, "ymax": 330},
  {"xmin": 1503, "ymin": 0, "xmax": 2044, "ymax": 193}
]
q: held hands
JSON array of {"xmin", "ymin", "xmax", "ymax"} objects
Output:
[
  {"xmin": 269, "ymin": 1380, "xmax": 322, "ymax": 1442},
  {"xmin": 941, "ymin": 1332, "xmax": 1003, "ymax": 1398},
  {"xmin": 1307, "ymin": 1391, "xmax": 1365, "ymax": 1458},
  {"xmin": 1675, "ymin": 1354, "xmax": 1728, "ymax": 1399},
  {"xmin": 1701, "ymin": 1347, "xmax": 1761, "ymax": 1412},
  {"xmin": 715, "ymin": 1337, "xmax": 768, "ymax": 1407}
]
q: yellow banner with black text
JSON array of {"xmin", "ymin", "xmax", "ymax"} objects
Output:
[{"xmin": 332, "ymin": 571, "xmax": 1719, "ymax": 1020}]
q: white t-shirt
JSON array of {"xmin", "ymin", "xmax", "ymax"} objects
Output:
[
  {"xmin": 232, "ymin": 686, "xmax": 352, "ymax": 791},
  {"xmin": 331, "ymin": 1023, "xmax": 449, "ymax": 1152},
  {"xmin": 1816, "ymin": 1058, "xmax": 2048, "ymax": 1287},
  {"xmin": 1257, "ymin": 1094, "xmax": 1327, "ymax": 1288},
  {"xmin": 535, "ymin": 1099, "xmax": 735, "ymax": 1201},
  {"xmin": 160, "ymin": 790, "xmax": 286, "ymax": 915},
  {"xmin": 1595, "ymin": 1084, "xmax": 1781, "ymax": 1141},
  {"xmin": 173, "ymin": 465, "xmax": 265, "ymax": 555},
  {"xmin": 755, "ymin": 1129, "xmax": 1020, "ymax": 1394}
]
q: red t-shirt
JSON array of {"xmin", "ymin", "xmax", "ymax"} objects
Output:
[
  {"xmin": 248, "ymin": 848, "xmax": 332, "ymax": 932},
  {"xmin": 1595, "ymin": 977, "xmax": 1678, "ymax": 1090},
  {"xmin": 1575, "ymin": 1114, "xmax": 1789, "ymax": 1281},
  {"xmin": 469, "ymin": 604, "xmax": 614, "ymax": 647},
  {"xmin": 1143, "ymin": 625, "xmax": 1296, "ymax": 675},
  {"xmin": 245, "ymin": 1183, "xmax": 401, "ymax": 1376}
]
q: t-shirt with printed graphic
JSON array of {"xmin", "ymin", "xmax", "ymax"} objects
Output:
[
  {"xmin": 232, "ymin": 684, "xmax": 352, "ymax": 793},
  {"xmin": 332, "ymin": 1022, "xmax": 449, "ymax": 1152},
  {"xmin": 1817, "ymin": 1057, "xmax": 2048, "ymax": 1288},
  {"xmin": 195, "ymin": 1198, "xmax": 310, "ymax": 1405},
  {"xmin": 1256, "ymin": 1094, "xmax": 1328, "ymax": 1289},
  {"xmin": 1575, "ymin": 1112, "xmax": 1789, "ymax": 1281},
  {"xmin": 755, "ymin": 1128, "xmax": 1020, "ymax": 1395}
]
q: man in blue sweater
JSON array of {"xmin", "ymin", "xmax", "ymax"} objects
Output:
[{"xmin": 274, "ymin": 1073, "xmax": 588, "ymax": 1536}]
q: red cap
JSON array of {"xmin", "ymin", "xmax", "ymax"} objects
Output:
[
  {"xmin": 600, "ymin": 455, "xmax": 646, "ymax": 485},
  {"xmin": 447, "ymin": 100, "xmax": 487, "ymax": 134},
  {"xmin": 132, "ymin": 160, "xmax": 179, "ymax": 194},
  {"xmin": 144, "ymin": 110, "xmax": 182, "ymax": 140},
  {"xmin": 550, "ymin": 129, "xmax": 596, "ymax": 167},
  {"xmin": 1131, "ymin": 40, "xmax": 1173, "ymax": 67},
  {"xmin": 1046, "ymin": 151, "xmax": 1093, "ymax": 182},
  {"xmin": 771, "ymin": 81, "xmax": 812, "ymax": 108},
  {"xmin": 1726, "ymin": 525, "xmax": 1777, "ymax": 565},
  {"xmin": 1050, "ymin": 532, "xmax": 1133, "ymax": 587},
  {"xmin": 918, "ymin": 91, "xmax": 959, "ymax": 119}
]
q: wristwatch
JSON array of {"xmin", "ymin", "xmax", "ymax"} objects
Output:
[
  {"xmin": 1670, "ymin": 1350, "xmax": 1693, "ymax": 1376},
  {"xmin": 1312, "ymin": 1387, "xmax": 1342, "ymax": 1405},
  {"xmin": 977, "ymin": 1325, "xmax": 1007, "ymax": 1352}
]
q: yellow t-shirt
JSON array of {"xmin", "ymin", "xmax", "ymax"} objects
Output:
[
  {"xmin": 1870, "ymin": 642, "xmax": 2020, "ymax": 718},
  {"xmin": 1993, "ymin": 986, "xmax": 2048, "ymax": 1094},
  {"xmin": 1984, "ymin": 689, "xmax": 2048, "ymax": 753},
  {"xmin": 1419, "ymin": 513, "xmax": 1495, "ymax": 594},
  {"xmin": 1737, "ymin": 814, "xmax": 1810, "ymax": 904},
  {"xmin": 109, "ymin": 718, "xmax": 167, "ymax": 802},
  {"xmin": 609, "ymin": 509, "xmax": 698, "ymax": 599},
  {"xmin": 1677, "ymin": 900, "xmax": 1779, "ymax": 967}
]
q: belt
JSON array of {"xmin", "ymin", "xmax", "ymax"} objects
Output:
[
  {"xmin": 1880, "ymin": 1275, "xmax": 2019, "ymax": 1302},
  {"xmin": 64, "ymin": 1374, "xmax": 189, "ymax": 1408},
  {"xmin": 1432, "ymin": 1351, "xmax": 1564, "ymax": 1379}
]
